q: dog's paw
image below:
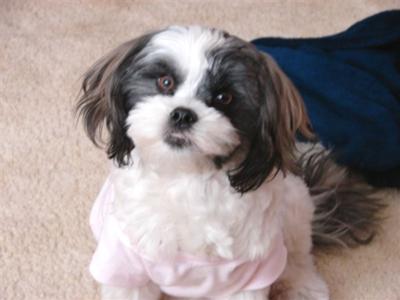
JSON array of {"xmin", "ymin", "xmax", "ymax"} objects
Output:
[{"xmin": 270, "ymin": 275, "xmax": 329, "ymax": 300}]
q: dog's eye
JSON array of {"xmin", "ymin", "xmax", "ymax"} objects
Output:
[
  {"xmin": 157, "ymin": 75, "xmax": 175, "ymax": 94},
  {"xmin": 213, "ymin": 93, "xmax": 233, "ymax": 105}
]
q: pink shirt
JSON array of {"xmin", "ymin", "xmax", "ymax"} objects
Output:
[{"xmin": 89, "ymin": 178, "xmax": 287, "ymax": 299}]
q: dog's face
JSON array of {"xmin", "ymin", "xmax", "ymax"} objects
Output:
[{"xmin": 77, "ymin": 26, "xmax": 312, "ymax": 193}]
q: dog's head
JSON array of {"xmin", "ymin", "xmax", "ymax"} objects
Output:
[{"xmin": 77, "ymin": 26, "xmax": 312, "ymax": 193}]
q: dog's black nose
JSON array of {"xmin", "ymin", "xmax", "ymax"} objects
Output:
[{"xmin": 169, "ymin": 107, "xmax": 198, "ymax": 129}]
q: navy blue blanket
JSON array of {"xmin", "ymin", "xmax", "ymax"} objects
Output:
[{"xmin": 252, "ymin": 10, "xmax": 400, "ymax": 187}]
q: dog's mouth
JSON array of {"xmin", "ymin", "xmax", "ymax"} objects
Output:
[{"xmin": 164, "ymin": 132, "xmax": 192, "ymax": 149}]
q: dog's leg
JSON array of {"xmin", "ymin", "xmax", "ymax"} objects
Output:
[
  {"xmin": 101, "ymin": 282, "xmax": 161, "ymax": 300},
  {"xmin": 213, "ymin": 288, "xmax": 269, "ymax": 300},
  {"xmin": 168, "ymin": 288, "xmax": 269, "ymax": 300},
  {"xmin": 270, "ymin": 178, "xmax": 329, "ymax": 300},
  {"xmin": 269, "ymin": 252, "xmax": 328, "ymax": 300}
]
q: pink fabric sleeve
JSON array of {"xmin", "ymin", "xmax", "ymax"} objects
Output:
[{"xmin": 89, "ymin": 177, "xmax": 150, "ymax": 288}]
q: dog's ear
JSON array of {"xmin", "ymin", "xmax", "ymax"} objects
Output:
[
  {"xmin": 76, "ymin": 34, "xmax": 153, "ymax": 166},
  {"xmin": 261, "ymin": 53, "xmax": 314, "ymax": 170},
  {"xmin": 229, "ymin": 53, "xmax": 314, "ymax": 193}
]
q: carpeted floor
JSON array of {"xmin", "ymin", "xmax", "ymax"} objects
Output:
[{"xmin": 1, "ymin": 1, "xmax": 399, "ymax": 299}]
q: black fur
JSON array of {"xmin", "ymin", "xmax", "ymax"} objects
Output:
[
  {"xmin": 199, "ymin": 40, "xmax": 299, "ymax": 193},
  {"xmin": 299, "ymin": 146, "xmax": 385, "ymax": 247},
  {"xmin": 77, "ymin": 31, "xmax": 183, "ymax": 166}
]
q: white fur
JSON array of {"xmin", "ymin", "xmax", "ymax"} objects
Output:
[
  {"xmin": 98, "ymin": 26, "xmax": 329, "ymax": 300},
  {"xmin": 107, "ymin": 158, "xmax": 328, "ymax": 300},
  {"xmin": 126, "ymin": 95, "xmax": 239, "ymax": 170},
  {"xmin": 112, "ymin": 151, "xmax": 283, "ymax": 261}
]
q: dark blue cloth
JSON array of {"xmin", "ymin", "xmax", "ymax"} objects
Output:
[{"xmin": 252, "ymin": 10, "xmax": 400, "ymax": 187}]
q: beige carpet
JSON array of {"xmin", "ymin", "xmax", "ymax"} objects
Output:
[{"xmin": 1, "ymin": 0, "xmax": 400, "ymax": 299}]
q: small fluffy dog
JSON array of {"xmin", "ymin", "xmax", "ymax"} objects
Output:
[{"xmin": 77, "ymin": 26, "xmax": 382, "ymax": 300}]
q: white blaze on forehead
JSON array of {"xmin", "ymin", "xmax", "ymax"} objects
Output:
[{"xmin": 148, "ymin": 26, "xmax": 226, "ymax": 97}]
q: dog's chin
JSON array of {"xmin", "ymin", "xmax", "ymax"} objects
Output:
[
  {"xmin": 130, "ymin": 132, "xmax": 239, "ymax": 175},
  {"xmin": 164, "ymin": 132, "xmax": 192, "ymax": 149}
]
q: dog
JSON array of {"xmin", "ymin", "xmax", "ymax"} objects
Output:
[{"xmin": 76, "ymin": 26, "xmax": 382, "ymax": 300}]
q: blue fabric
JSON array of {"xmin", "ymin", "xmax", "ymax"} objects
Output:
[{"xmin": 252, "ymin": 11, "xmax": 400, "ymax": 186}]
